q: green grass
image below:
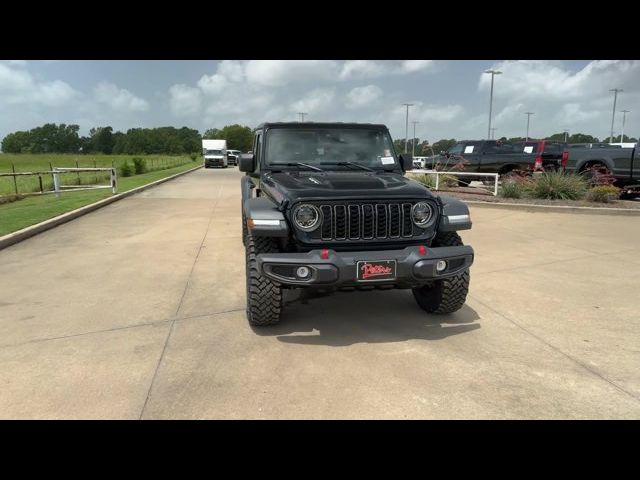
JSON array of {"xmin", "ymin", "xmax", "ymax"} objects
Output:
[
  {"xmin": 0, "ymin": 161, "xmax": 200, "ymax": 236},
  {"xmin": 0, "ymin": 154, "xmax": 196, "ymax": 196}
]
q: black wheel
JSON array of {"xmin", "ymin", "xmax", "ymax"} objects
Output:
[
  {"xmin": 412, "ymin": 232, "xmax": 470, "ymax": 314},
  {"xmin": 241, "ymin": 210, "xmax": 248, "ymax": 246},
  {"xmin": 245, "ymin": 235, "xmax": 283, "ymax": 326},
  {"xmin": 581, "ymin": 163, "xmax": 611, "ymax": 185}
]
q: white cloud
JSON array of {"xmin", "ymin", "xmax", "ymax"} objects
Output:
[
  {"xmin": 169, "ymin": 84, "xmax": 202, "ymax": 116},
  {"xmin": 94, "ymin": 81, "xmax": 149, "ymax": 113},
  {"xmin": 345, "ymin": 85, "xmax": 383, "ymax": 109},
  {"xmin": 339, "ymin": 61, "xmax": 387, "ymax": 80},
  {"xmin": 0, "ymin": 62, "xmax": 79, "ymax": 107},
  {"xmin": 400, "ymin": 60, "xmax": 434, "ymax": 73},
  {"xmin": 290, "ymin": 87, "xmax": 336, "ymax": 116},
  {"xmin": 245, "ymin": 60, "xmax": 338, "ymax": 87}
]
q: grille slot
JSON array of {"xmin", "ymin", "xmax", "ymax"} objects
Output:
[
  {"xmin": 389, "ymin": 204, "xmax": 401, "ymax": 238},
  {"xmin": 334, "ymin": 205, "xmax": 347, "ymax": 240},
  {"xmin": 375, "ymin": 204, "xmax": 387, "ymax": 238},
  {"xmin": 362, "ymin": 204, "xmax": 374, "ymax": 239},
  {"xmin": 320, "ymin": 205, "xmax": 333, "ymax": 240},
  {"xmin": 402, "ymin": 203, "xmax": 413, "ymax": 237},
  {"xmin": 348, "ymin": 205, "xmax": 360, "ymax": 239}
]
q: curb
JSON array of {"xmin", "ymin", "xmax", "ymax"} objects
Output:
[
  {"xmin": 465, "ymin": 199, "xmax": 640, "ymax": 216},
  {"xmin": 0, "ymin": 165, "xmax": 203, "ymax": 251}
]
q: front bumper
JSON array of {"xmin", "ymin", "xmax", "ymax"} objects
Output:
[
  {"xmin": 257, "ymin": 245, "xmax": 474, "ymax": 288},
  {"xmin": 205, "ymin": 158, "xmax": 225, "ymax": 167}
]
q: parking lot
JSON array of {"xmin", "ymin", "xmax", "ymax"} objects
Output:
[{"xmin": 0, "ymin": 167, "xmax": 639, "ymax": 419}]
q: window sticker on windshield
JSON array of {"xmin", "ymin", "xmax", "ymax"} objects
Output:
[
  {"xmin": 380, "ymin": 156, "xmax": 394, "ymax": 165},
  {"xmin": 523, "ymin": 146, "xmax": 534, "ymax": 153},
  {"xmin": 384, "ymin": 149, "xmax": 391, "ymax": 156},
  {"xmin": 464, "ymin": 145, "xmax": 474, "ymax": 154},
  {"xmin": 317, "ymin": 147, "xmax": 324, "ymax": 155}
]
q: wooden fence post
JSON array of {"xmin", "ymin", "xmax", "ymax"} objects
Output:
[{"xmin": 11, "ymin": 163, "xmax": 18, "ymax": 195}]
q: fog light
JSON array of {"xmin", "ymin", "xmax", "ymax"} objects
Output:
[
  {"xmin": 296, "ymin": 266, "xmax": 311, "ymax": 279},
  {"xmin": 436, "ymin": 260, "xmax": 447, "ymax": 272}
]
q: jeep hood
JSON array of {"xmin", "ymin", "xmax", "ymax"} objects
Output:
[{"xmin": 261, "ymin": 171, "xmax": 433, "ymax": 205}]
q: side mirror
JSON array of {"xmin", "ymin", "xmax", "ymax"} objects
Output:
[
  {"xmin": 239, "ymin": 154, "xmax": 255, "ymax": 173},
  {"xmin": 399, "ymin": 153, "xmax": 413, "ymax": 171}
]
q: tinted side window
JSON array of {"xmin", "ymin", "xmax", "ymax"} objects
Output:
[
  {"xmin": 543, "ymin": 143, "xmax": 562, "ymax": 154},
  {"xmin": 255, "ymin": 133, "xmax": 263, "ymax": 164}
]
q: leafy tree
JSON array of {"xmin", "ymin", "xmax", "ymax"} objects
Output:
[
  {"xmin": 203, "ymin": 128, "xmax": 222, "ymax": 139},
  {"xmin": 431, "ymin": 139, "xmax": 457, "ymax": 154},
  {"xmin": 218, "ymin": 124, "xmax": 253, "ymax": 152},
  {"xmin": 609, "ymin": 134, "xmax": 637, "ymax": 143},
  {"xmin": 88, "ymin": 126, "xmax": 114, "ymax": 154}
]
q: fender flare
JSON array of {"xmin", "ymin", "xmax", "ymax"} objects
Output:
[
  {"xmin": 438, "ymin": 196, "xmax": 472, "ymax": 231},
  {"xmin": 243, "ymin": 196, "xmax": 289, "ymax": 237}
]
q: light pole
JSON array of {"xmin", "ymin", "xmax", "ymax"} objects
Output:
[
  {"xmin": 402, "ymin": 103, "xmax": 414, "ymax": 153},
  {"xmin": 484, "ymin": 69, "xmax": 502, "ymax": 140},
  {"xmin": 490, "ymin": 128, "xmax": 497, "ymax": 140},
  {"xmin": 563, "ymin": 129, "xmax": 570, "ymax": 143},
  {"xmin": 411, "ymin": 121, "xmax": 419, "ymax": 156},
  {"xmin": 524, "ymin": 112, "xmax": 534, "ymax": 141},
  {"xmin": 609, "ymin": 88, "xmax": 623, "ymax": 142},
  {"xmin": 297, "ymin": 112, "xmax": 307, "ymax": 122},
  {"xmin": 620, "ymin": 110, "xmax": 630, "ymax": 142}
]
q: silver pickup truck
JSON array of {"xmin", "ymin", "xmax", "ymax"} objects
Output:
[{"xmin": 564, "ymin": 145, "xmax": 639, "ymax": 187}]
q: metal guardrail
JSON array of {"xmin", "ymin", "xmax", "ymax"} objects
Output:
[
  {"xmin": 409, "ymin": 169, "xmax": 500, "ymax": 196},
  {"xmin": 0, "ymin": 167, "xmax": 117, "ymax": 197}
]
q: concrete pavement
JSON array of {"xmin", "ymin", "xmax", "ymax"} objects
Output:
[{"xmin": 0, "ymin": 167, "xmax": 639, "ymax": 419}]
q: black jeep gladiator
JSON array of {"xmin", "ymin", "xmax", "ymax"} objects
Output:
[{"xmin": 239, "ymin": 122, "xmax": 474, "ymax": 326}]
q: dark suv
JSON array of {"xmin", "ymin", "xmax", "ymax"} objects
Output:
[{"xmin": 239, "ymin": 122, "xmax": 474, "ymax": 326}]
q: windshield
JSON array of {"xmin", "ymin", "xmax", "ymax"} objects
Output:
[
  {"xmin": 264, "ymin": 127, "xmax": 397, "ymax": 169},
  {"xmin": 205, "ymin": 149, "xmax": 223, "ymax": 155}
]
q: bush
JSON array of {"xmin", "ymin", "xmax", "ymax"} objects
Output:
[
  {"xmin": 586, "ymin": 185, "xmax": 621, "ymax": 203},
  {"xmin": 528, "ymin": 171, "xmax": 588, "ymax": 200},
  {"xmin": 132, "ymin": 157, "xmax": 147, "ymax": 174},
  {"xmin": 500, "ymin": 178, "xmax": 532, "ymax": 199},
  {"xmin": 412, "ymin": 173, "xmax": 436, "ymax": 188},
  {"xmin": 439, "ymin": 174, "xmax": 459, "ymax": 187},
  {"xmin": 190, "ymin": 152, "xmax": 198, "ymax": 161},
  {"xmin": 120, "ymin": 161, "xmax": 133, "ymax": 177}
]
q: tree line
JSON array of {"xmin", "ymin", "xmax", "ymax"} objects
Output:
[
  {"xmin": 394, "ymin": 132, "xmax": 639, "ymax": 157},
  {"xmin": 1, "ymin": 123, "xmax": 254, "ymax": 155}
]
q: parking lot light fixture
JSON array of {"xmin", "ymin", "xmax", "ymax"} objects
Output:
[
  {"xmin": 412, "ymin": 121, "xmax": 419, "ymax": 156},
  {"xmin": 621, "ymin": 110, "xmax": 630, "ymax": 142},
  {"xmin": 524, "ymin": 112, "xmax": 534, "ymax": 141},
  {"xmin": 402, "ymin": 103, "xmax": 414, "ymax": 153},
  {"xmin": 484, "ymin": 69, "xmax": 502, "ymax": 140},
  {"xmin": 609, "ymin": 88, "xmax": 623, "ymax": 142}
]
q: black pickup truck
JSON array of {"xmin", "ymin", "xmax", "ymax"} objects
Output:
[
  {"xmin": 238, "ymin": 122, "xmax": 474, "ymax": 326},
  {"xmin": 564, "ymin": 145, "xmax": 639, "ymax": 187},
  {"xmin": 433, "ymin": 140, "xmax": 540, "ymax": 185}
]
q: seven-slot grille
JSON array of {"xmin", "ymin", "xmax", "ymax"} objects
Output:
[{"xmin": 316, "ymin": 202, "xmax": 430, "ymax": 241}]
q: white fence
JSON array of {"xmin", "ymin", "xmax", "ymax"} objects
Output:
[
  {"xmin": 409, "ymin": 169, "xmax": 500, "ymax": 196},
  {"xmin": 52, "ymin": 167, "xmax": 117, "ymax": 195}
]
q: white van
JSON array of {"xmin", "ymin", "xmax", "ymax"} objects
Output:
[{"xmin": 202, "ymin": 139, "xmax": 228, "ymax": 168}]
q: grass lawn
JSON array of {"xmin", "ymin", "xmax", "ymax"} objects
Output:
[
  {"xmin": 0, "ymin": 154, "xmax": 195, "ymax": 196},
  {"xmin": 0, "ymin": 162, "xmax": 200, "ymax": 237}
]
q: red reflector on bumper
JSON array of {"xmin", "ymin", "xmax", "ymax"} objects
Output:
[
  {"xmin": 419, "ymin": 245, "xmax": 426, "ymax": 256},
  {"xmin": 321, "ymin": 249, "xmax": 329, "ymax": 260}
]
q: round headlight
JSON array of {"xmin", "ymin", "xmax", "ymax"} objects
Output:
[
  {"xmin": 411, "ymin": 202, "xmax": 434, "ymax": 227},
  {"xmin": 293, "ymin": 204, "xmax": 320, "ymax": 231}
]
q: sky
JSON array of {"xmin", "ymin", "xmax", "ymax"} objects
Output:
[{"xmin": 1, "ymin": 60, "xmax": 639, "ymax": 146}]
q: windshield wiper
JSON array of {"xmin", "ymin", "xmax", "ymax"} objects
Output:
[
  {"xmin": 269, "ymin": 162, "xmax": 324, "ymax": 172},
  {"xmin": 320, "ymin": 161, "xmax": 374, "ymax": 172}
]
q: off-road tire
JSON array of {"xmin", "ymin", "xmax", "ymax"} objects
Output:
[
  {"xmin": 412, "ymin": 231, "xmax": 470, "ymax": 314},
  {"xmin": 245, "ymin": 235, "xmax": 282, "ymax": 326},
  {"xmin": 241, "ymin": 210, "xmax": 248, "ymax": 246}
]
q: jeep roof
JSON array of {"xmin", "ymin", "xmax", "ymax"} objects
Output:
[{"xmin": 254, "ymin": 122, "xmax": 389, "ymax": 132}]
